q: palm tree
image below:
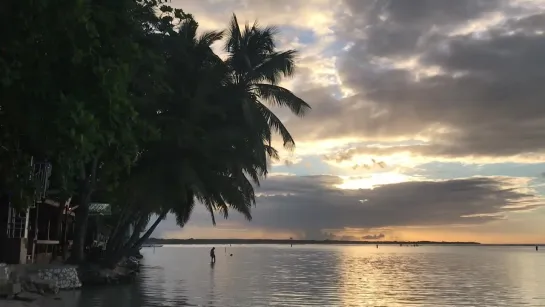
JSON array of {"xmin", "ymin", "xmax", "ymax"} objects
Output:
[
  {"xmin": 137, "ymin": 14, "xmax": 311, "ymax": 235},
  {"xmin": 225, "ymin": 14, "xmax": 311, "ymax": 149},
  {"xmin": 102, "ymin": 14, "xmax": 311, "ymax": 267},
  {"xmin": 102, "ymin": 16, "xmax": 270, "ymax": 265}
]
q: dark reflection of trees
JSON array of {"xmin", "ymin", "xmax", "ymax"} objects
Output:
[
  {"xmin": 72, "ymin": 284, "xmax": 139, "ymax": 307},
  {"xmin": 67, "ymin": 264, "xmax": 192, "ymax": 307}
]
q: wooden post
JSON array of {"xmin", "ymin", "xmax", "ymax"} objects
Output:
[{"xmin": 31, "ymin": 202, "xmax": 39, "ymax": 264}]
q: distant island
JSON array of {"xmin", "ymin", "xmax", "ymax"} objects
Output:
[{"xmin": 145, "ymin": 238, "xmax": 481, "ymax": 245}]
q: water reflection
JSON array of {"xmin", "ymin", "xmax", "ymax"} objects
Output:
[
  {"xmin": 338, "ymin": 246, "xmax": 529, "ymax": 306},
  {"xmin": 61, "ymin": 245, "xmax": 545, "ymax": 307},
  {"xmin": 207, "ymin": 261, "xmax": 216, "ymax": 307}
]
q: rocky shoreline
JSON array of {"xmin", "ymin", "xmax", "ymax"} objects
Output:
[
  {"xmin": 1, "ymin": 293, "xmax": 63, "ymax": 307},
  {"xmin": 0, "ymin": 257, "xmax": 141, "ymax": 306}
]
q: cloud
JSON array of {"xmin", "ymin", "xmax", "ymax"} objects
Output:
[
  {"xmin": 172, "ymin": 0, "xmax": 338, "ymax": 34},
  {"xmin": 165, "ymin": 1, "xmax": 545, "ymax": 166},
  {"xmin": 322, "ymin": 143, "xmax": 545, "ymax": 167},
  {"xmin": 162, "ymin": 174, "xmax": 541, "ymax": 240},
  {"xmin": 253, "ymin": 175, "xmax": 543, "ymax": 237},
  {"xmin": 152, "ymin": 174, "xmax": 544, "ymax": 240},
  {"xmin": 147, "ymin": 1, "xmax": 545, "ymax": 243},
  {"xmin": 275, "ymin": 0, "xmax": 545, "ymax": 165},
  {"xmin": 361, "ymin": 233, "xmax": 385, "ymax": 240}
]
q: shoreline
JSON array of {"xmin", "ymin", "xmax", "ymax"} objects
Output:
[
  {"xmin": 145, "ymin": 239, "xmax": 543, "ymax": 246},
  {"xmin": 145, "ymin": 239, "xmax": 482, "ymax": 245},
  {"xmin": 1, "ymin": 296, "xmax": 60, "ymax": 307},
  {"xmin": 0, "ymin": 259, "xmax": 139, "ymax": 306}
]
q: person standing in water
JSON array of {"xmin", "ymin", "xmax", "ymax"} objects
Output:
[{"xmin": 210, "ymin": 247, "xmax": 216, "ymax": 263}]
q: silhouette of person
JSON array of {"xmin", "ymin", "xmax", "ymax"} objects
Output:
[
  {"xmin": 537, "ymin": 246, "xmax": 539, "ymax": 251},
  {"xmin": 210, "ymin": 247, "xmax": 216, "ymax": 263}
]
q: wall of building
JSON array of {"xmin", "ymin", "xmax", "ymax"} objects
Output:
[{"xmin": 0, "ymin": 238, "xmax": 27, "ymax": 264}]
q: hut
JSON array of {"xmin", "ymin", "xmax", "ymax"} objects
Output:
[{"xmin": 0, "ymin": 159, "xmax": 77, "ymax": 264}]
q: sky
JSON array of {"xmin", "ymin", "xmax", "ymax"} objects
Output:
[{"xmin": 152, "ymin": 0, "xmax": 545, "ymax": 244}]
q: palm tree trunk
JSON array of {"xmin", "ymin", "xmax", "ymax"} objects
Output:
[
  {"xmin": 71, "ymin": 156, "xmax": 99, "ymax": 263},
  {"xmin": 122, "ymin": 215, "xmax": 148, "ymax": 250},
  {"xmin": 52, "ymin": 196, "xmax": 71, "ymax": 262},
  {"xmin": 71, "ymin": 190, "xmax": 90, "ymax": 263},
  {"xmin": 131, "ymin": 210, "xmax": 167, "ymax": 249},
  {"xmin": 105, "ymin": 207, "xmax": 138, "ymax": 253},
  {"xmin": 105, "ymin": 201, "xmax": 131, "ymax": 248},
  {"xmin": 103, "ymin": 214, "xmax": 148, "ymax": 268}
]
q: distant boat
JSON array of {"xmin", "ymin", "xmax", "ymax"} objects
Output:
[{"xmin": 142, "ymin": 244, "xmax": 163, "ymax": 248}]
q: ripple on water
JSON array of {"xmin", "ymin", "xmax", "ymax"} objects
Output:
[{"xmin": 72, "ymin": 245, "xmax": 545, "ymax": 307}]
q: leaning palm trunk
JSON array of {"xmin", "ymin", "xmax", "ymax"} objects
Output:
[
  {"xmin": 105, "ymin": 208, "xmax": 140, "ymax": 254},
  {"xmin": 131, "ymin": 209, "xmax": 168, "ymax": 250},
  {"xmin": 102, "ymin": 214, "xmax": 148, "ymax": 268},
  {"xmin": 105, "ymin": 201, "xmax": 134, "ymax": 251}
]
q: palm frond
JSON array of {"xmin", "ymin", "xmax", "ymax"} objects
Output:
[
  {"xmin": 254, "ymin": 102, "xmax": 295, "ymax": 149},
  {"xmin": 226, "ymin": 14, "xmax": 242, "ymax": 53},
  {"xmin": 171, "ymin": 188, "xmax": 195, "ymax": 227},
  {"xmin": 253, "ymin": 83, "xmax": 311, "ymax": 117},
  {"xmin": 198, "ymin": 30, "xmax": 224, "ymax": 47},
  {"xmin": 252, "ymin": 50, "xmax": 297, "ymax": 84},
  {"xmin": 246, "ymin": 24, "xmax": 277, "ymax": 55},
  {"xmin": 264, "ymin": 144, "xmax": 279, "ymax": 160},
  {"xmin": 178, "ymin": 18, "xmax": 199, "ymax": 43}
]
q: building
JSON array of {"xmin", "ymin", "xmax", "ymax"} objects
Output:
[{"xmin": 0, "ymin": 159, "xmax": 75, "ymax": 264}]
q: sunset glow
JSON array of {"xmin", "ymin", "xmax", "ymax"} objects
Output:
[
  {"xmin": 151, "ymin": 0, "xmax": 545, "ymax": 244},
  {"xmin": 335, "ymin": 173, "xmax": 414, "ymax": 190}
]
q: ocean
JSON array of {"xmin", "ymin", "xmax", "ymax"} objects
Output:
[{"xmin": 60, "ymin": 244, "xmax": 545, "ymax": 306}]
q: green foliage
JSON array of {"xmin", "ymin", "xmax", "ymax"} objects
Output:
[
  {"xmin": 0, "ymin": 0, "xmax": 156, "ymax": 205},
  {"xmin": 0, "ymin": 0, "xmax": 310, "ymax": 263}
]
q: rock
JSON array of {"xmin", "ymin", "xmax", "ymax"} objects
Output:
[
  {"xmin": 78, "ymin": 263, "xmax": 138, "ymax": 286},
  {"xmin": 20, "ymin": 274, "xmax": 59, "ymax": 295},
  {"xmin": 0, "ymin": 265, "xmax": 22, "ymax": 298},
  {"xmin": 35, "ymin": 267, "xmax": 81, "ymax": 290},
  {"xmin": 0, "ymin": 282, "xmax": 22, "ymax": 299},
  {"xmin": 0, "ymin": 263, "xmax": 10, "ymax": 292},
  {"xmin": 0, "ymin": 263, "xmax": 10, "ymax": 281},
  {"xmin": 20, "ymin": 280, "xmax": 37, "ymax": 294},
  {"xmin": 14, "ymin": 291, "xmax": 43, "ymax": 302},
  {"xmin": 30, "ymin": 277, "xmax": 58, "ymax": 295}
]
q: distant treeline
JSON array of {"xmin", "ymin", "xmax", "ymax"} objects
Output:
[{"xmin": 146, "ymin": 238, "xmax": 481, "ymax": 245}]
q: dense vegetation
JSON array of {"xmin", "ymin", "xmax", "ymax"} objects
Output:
[{"xmin": 0, "ymin": 0, "xmax": 309, "ymax": 267}]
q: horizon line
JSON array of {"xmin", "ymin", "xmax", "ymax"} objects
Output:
[{"xmin": 147, "ymin": 238, "xmax": 545, "ymax": 245}]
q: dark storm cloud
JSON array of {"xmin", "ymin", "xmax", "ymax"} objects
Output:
[
  {"xmin": 283, "ymin": 1, "xmax": 545, "ymax": 161},
  {"xmin": 253, "ymin": 175, "xmax": 542, "ymax": 237},
  {"xmin": 361, "ymin": 233, "xmax": 385, "ymax": 240},
  {"xmin": 152, "ymin": 175, "xmax": 544, "ymax": 239},
  {"xmin": 343, "ymin": 0, "xmax": 502, "ymax": 27},
  {"xmin": 340, "ymin": 0, "xmax": 505, "ymax": 57},
  {"xmin": 206, "ymin": 175, "xmax": 541, "ymax": 239}
]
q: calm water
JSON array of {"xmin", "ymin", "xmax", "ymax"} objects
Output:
[{"xmin": 62, "ymin": 245, "xmax": 545, "ymax": 306}]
